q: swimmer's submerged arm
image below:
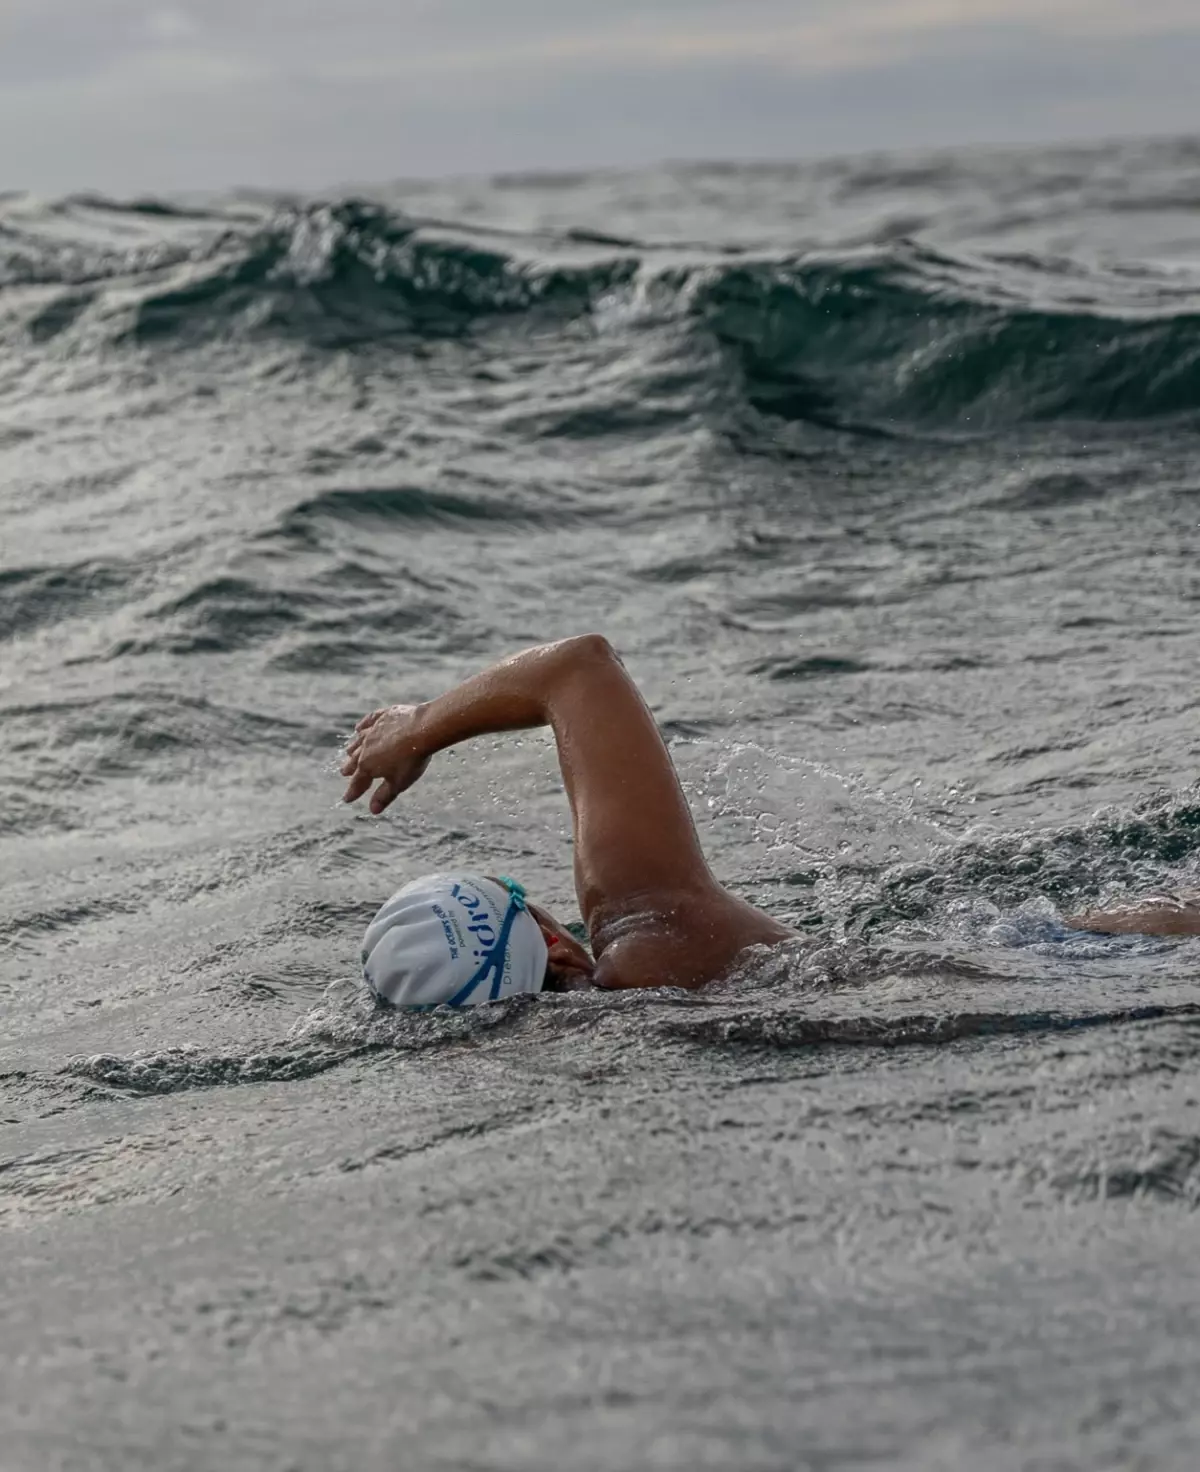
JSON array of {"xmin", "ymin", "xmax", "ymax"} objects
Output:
[
  {"xmin": 1068, "ymin": 900, "xmax": 1200, "ymax": 937},
  {"xmin": 342, "ymin": 635, "xmax": 720, "ymax": 927}
]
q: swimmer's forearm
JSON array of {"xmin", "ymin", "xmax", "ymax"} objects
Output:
[
  {"xmin": 1069, "ymin": 902, "xmax": 1200, "ymax": 937},
  {"xmin": 414, "ymin": 635, "xmax": 615, "ymax": 755}
]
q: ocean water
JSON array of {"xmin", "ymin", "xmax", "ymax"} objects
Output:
[{"xmin": 4, "ymin": 136, "xmax": 1200, "ymax": 1469}]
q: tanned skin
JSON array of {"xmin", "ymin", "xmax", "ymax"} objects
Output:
[
  {"xmin": 341, "ymin": 635, "xmax": 794, "ymax": 991},
  {"xmin": 1066, "ymin": 897, "xmax": 1200, "ymax": 937}
]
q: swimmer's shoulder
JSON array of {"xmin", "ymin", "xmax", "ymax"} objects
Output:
[{"xmin": 588, "ymin": 885, "xmax": 794, "ymax": 992}]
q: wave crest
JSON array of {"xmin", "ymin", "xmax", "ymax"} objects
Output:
[
  {"xmin": 8, "ymin": 194, "xmax": 1200, "ymax": 428},
  {"xmin": 122, "ymin": 199, "xmax": 639, "ymax": 346}
]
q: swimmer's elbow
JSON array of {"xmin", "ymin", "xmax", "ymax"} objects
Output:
[
  {"xmin": 558, "ymin": 632, "xmax": 618, "ymax": 667},
  {"xmin": 539, "ymin": 633, "xmax": 621, "ymax": 692}
]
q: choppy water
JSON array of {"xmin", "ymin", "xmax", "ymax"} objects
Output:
[{"xmin": 4, "ymin": 136, "xmax": 1200, "ymax": 1469}]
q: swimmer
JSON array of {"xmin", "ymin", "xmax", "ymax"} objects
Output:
[{"xmin": 341, "ymin": 635, "xmax": 794, "ymax": 1007}]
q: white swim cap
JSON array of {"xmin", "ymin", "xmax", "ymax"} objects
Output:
[{"xmin": 362, "ymin": 872, "xmax": 548, "ymax": 1008}]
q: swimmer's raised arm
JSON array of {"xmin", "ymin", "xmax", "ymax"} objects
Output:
[
  {"xmin": 341, "ymin": 635, "xmax": 792, "ymax": 988},
  {"xmin": 342, "ymin": 635, "xmax": 711, "ymax": 915}
]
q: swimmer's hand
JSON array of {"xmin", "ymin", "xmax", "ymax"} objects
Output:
[{"xmin": 341, "ymin": 705, "xmax": 431, "ymax": 814}]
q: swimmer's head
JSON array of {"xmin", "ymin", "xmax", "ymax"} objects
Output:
[
  {"xmin": 362, "ymin": 872, "xmax": 592, "ymax": 1008},
  {"xmin": 520, "ymin": 893, "xmax": 595, "ymax": 993}
]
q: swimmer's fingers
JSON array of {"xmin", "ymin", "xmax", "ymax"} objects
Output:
[
  {"xmin": 342, "ymin": 714, "xmax": 387, "ymax": 770},
  {"xmin": 366, "ymin": 753, "xmax": 432, "ymax": 812},
  {"xmin": 341, "ymin": 732, "xmax": 377, "ymax": 775},
  {"xmin": 369, "ymin": 778, "xmax": 400, "ymax": 816},
  {"xmin": 344, "ymin": 761, "xmax": 427, "ymax": 810},
  {"xmin": 341, "ymin": 726, "xmax": 390, "ymax": 784},
  {"xmin": 342, "ymin": 768, "xmax": 374, "ymax": 805},
  {"xmin": 341, "ymin": 717, "xmax": 377, "ymax": 764}
]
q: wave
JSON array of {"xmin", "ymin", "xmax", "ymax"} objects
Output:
[
  {"xmin": 118, "ymin": 200, "xmax": 638, "ymax": 348},
  {"xmin": 6, "ymin": 195, "xmax": 1200, "ymax": 429},
  {"xmin": 59, "ymin": 999, "xmax": 1200, "ymax": 1103},
  {"xmin": 844, "ymin": 790, "xmax": 1200, "ymax": 938},
  {"xmin": 0, "ymin": 559, "xmax": 140, "ymax": 641},
  {"xmin": 63, "ymin": 1043, "xmax": 368, "ymax": 1095},
  {"xmin": 273, "ymin": 483, "xmax": 558, "ymax": 542},
  {"xmin": 1048, "ymin": 1126, "xmax": 1200, "ymax": 1205},
  {"xmin": 655, "ymin": 999, "xmax": 1200, "ymax": 1050},
  {"xmin": 1, "ymin": 692, "xmax": 320, "ymax": 787},
  {"xmin": 696, "ymin": 248, "xmax": 1200, "ymax": 427}
]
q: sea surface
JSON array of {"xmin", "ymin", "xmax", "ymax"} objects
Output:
[{"xmin": 4, "ymin": 136, "xmax": 1200, "ymax": 1469}]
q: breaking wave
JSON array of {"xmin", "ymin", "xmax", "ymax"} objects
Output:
[{"xmin": 5, "ymin": 195, "xmax": 1200, "ymax": 430}]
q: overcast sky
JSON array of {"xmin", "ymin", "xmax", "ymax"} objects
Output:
[{"xmin": 2, "ymin": 0, "xmax": 1199, "ymax": 193}]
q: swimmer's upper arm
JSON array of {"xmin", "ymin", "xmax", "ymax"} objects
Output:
[{"xmin": 544, "ymin": 637, "xmax": 718, "ymax": 927}]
